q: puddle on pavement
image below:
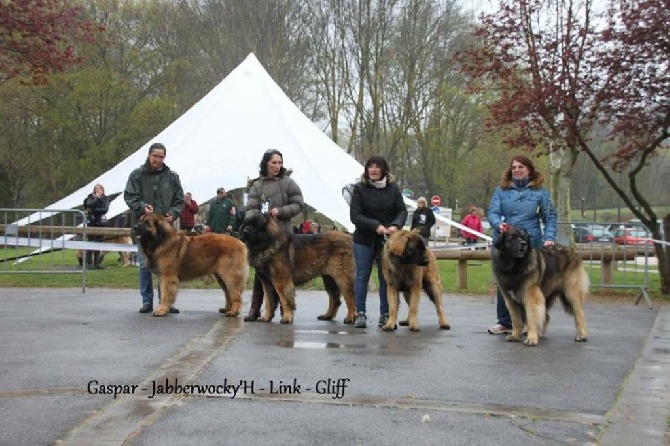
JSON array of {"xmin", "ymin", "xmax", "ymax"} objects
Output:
[
  {"xmin": 293, "ymin": 329, "xmax": 352, "ymax": 335},
  {"xmin": 277, "ymin": 340, "xmax": 366, "ymax": 349}
]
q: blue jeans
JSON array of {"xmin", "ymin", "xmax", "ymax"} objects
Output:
[
  {"xmin": 137, "ymin": 248, "xmax": 160, "ymax": 306},
  {"xmin": 496, "ymin": 289, "xmax": 512, "ymax": 327},
  {"xmin": 353, "ymin": 242, "xmax": 388, "ymax": 315}
]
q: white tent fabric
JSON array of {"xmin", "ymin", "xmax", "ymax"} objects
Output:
[
  {"xmin": 29, "ymin": 52, "xmax": 487, "ymax": 241},
  {"xmin": 33, "ymin": 53, "xmax": 365, "ymax": 232}
]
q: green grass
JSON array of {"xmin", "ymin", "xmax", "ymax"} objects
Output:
[{"xmin": 0, "ymin": 248, "xmax": 667, "ymax": 302}]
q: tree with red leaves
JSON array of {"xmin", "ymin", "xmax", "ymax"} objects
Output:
[
  {"xmin": 461, "ymin": 0, "xmax": 669, "ymax": 294},
  {"xmin": 0, "ymin": 0, "xmax": 100, "ymax": 84}
]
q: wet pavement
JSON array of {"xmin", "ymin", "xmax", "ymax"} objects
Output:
[{"xmin": 0, "ymin": 288, "xmax": 667, "ymax": 445}]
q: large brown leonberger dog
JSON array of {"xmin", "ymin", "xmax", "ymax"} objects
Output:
[
  {"xmin": 493, "ymin": 227, "xmax": 589, "ymax": 346},
  {"xmin": 134, "ymin": 213, "xmax": 249, "ymax": 317},
  {"xmin": 381, "ymin": 229, "xmax": 451, "ymax": 332},
  {"xmin": 240, "ymin": 213, "xmax": 356, "ymax": 324}
]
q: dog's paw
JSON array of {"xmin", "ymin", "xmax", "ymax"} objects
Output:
[
  {"xmin": 343, "ymin": 316, "xmax": 355, "ymax": 324},
  {"xmin": 505, "ymin": 334, "xmax": 521, "ymax": 342},
  {"xmin": 575, "ymin": 335, "xmax": 588, "ymax": 342},
  {"xmin": 409, "ymin": 324, "xmax": 421, "ymax": 332},
  {"xmin": 381, "ymin": 322, "xmax": 397, "ymax": 332},
  {"xmin": 523, "ymin": 337, "xmax": 539, "ymax": 346},
  {"xmin": 439, "ymin": 323, "xmax": 451, "ymax": 330},
  {"xmin": 280, "ymin": 317, "xmax": 293, "ymax": 324},
  {"xmin": 316, "ymin": 314, "xmax": 334, "ymax": 321},
  {"xmin": 257, "ymin": 316, "xmax": 272, "ymax": 323},
  {"xmin": 153, "ymin": 309, "xmax": 168, "ymax": 317},
  {"xmin": 224, "ymin": 311, "xmax": 239, "ymax": 318}
]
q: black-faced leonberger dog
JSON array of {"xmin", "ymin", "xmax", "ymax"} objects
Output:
[
  {"xmin": 493, "ymin": 226, "xmax": 589, "ymax": 346},
  {"xmin": 381, "ymin": 229, "xmax": 451, "ymax": 332},
  {"xmin": 134, "ymin": 213, "xmax": 249, "ymax": 317},
  {"xmin": 240, "ymin": 213, "xmax": 356, "ymax": 324}
]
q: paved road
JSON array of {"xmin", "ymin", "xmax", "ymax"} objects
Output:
[{"xmin": 0, "ymin": 288, "xmax": 667, "ymax": 445}]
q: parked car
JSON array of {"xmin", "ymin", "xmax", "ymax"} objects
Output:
[
  {"xmin": 613, "ymin": 227, "xmax": 653, "ymax": 246},
  {"xmin": 574, "ymin": 226, "xmax": 614, "ymax": 244}
]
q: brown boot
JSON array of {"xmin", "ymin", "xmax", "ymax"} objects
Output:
[{"xmin": 244, "ymin": 275, "xmax": 263, "ymax": 322}]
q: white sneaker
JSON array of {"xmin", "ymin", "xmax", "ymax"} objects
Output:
[{"xmin": 488, "ymin": 323, "xmax": 512, "ymax": 334}]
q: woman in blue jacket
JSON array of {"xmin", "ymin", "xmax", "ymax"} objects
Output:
[
  {"xmin": 487, "ymin": 155, "xmax": 557, "ymax": 334},
  {"xmin": 350, "ymin": 155, "xmax": 407, "ymax": 329}
]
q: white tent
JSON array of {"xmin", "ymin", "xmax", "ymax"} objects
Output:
[
  {"xmin": 37, "ymin": 53, "xmax": 364, "ymax": 232},
  {"xmin": 32, "ymin": 52, "xmax": 487, "ymax": 241}
]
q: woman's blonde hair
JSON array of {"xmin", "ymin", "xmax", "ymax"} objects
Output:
[
  {"xmin": 417, "ymin": 197, "xmax": 427, "ymax": 207},
  {"xmin": 93, "ymin": 184, "xmax": 105, "ymax": 194}
]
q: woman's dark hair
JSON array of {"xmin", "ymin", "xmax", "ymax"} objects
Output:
[
  {"xmin": 260, "ymin": 149, "xmax": 287, "ymax": 177},
  {"xmin": 362, "ymin": 155, "xmax": 390, "ymax": 181},
  {"xmin": 504, "ymin": 155, "xmax": 538, "ymax": 182}
]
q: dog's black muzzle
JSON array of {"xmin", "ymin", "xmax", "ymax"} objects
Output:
[
  {"xmin": 399, "ymin": 253, "xmax": 429, "ymax": 266},
  {"xmin": 510, "ymin": 240, "xmax": 528, "ymax": 258}
]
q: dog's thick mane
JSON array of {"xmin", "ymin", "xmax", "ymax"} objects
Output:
[
  {"xmin": 243, "ymin": 214, "xmax": 290, "ymax": 269},
  {"xmin": 137, "ymin": 214, "xmax": 178, "ymax": 268},
  {"xmin": 493, "ymin": 229, "xmax": 538, "ymax": 291},
  {"xmin": 386, "ymin": 260, "xmax": 419, "ymax": 292},
  {"xmin": 385, "ymin": 230, "xmax": 428, "ymax": 292}
]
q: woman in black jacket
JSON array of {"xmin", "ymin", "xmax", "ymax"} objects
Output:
[
  {"xmin": 84, "ymin": 183, "xmax": 110, "ymax": 269},
  {"xmin": 410, "ymin": 196, "xmax": 436, "ymax": 243},
  {"xmin": 350, "ymin": 155, "xmax": 407, "ymax": 328}
]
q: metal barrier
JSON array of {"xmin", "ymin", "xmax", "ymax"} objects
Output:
[
  {"xmin": 0, "ymin": 208, "xmax": 88, "ymax": 292},
  {"xmin": 558, "ymin": 222, "xmax": 653, "ymax": 308}
]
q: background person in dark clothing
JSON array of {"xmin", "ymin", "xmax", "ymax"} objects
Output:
[
  {"xmin": 350, "ymin": 155, "xmax": 407, "ymax": 329},
  {"xmin": 83, "ymin": 183, "xmax": 110, "ymax": 269},
  {"xmin": 410, "ymin": 196, "xmax": 436, "ymax": 243},
  {"xmin": 206, "ymin": 187, "xmax": 236, "ymax": 234}
]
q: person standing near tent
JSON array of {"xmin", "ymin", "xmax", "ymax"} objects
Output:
[
  {"xmin": 350, "ymin": 155, "xmax": 407, "ymax": 329},
  {"xmin": 206, "ymin": 187, "xmax": 236, "ymax": 234},
  {"xmin": 243, "ymin": 149, "xmax": 304, "ymax": 322},
  {"xmin": 124, "ymin": 142, "xmax": 184, "ymax": 314},
  {"xmin": 83, "ymin": 183, "xmax": 110, "ymax": 269},
  {"xmin": 180, "ymin": 192, "xmax": 199, "ymax": 232}
]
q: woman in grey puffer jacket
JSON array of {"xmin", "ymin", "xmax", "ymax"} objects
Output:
[{"xmin": 243, "ymin": 149, "xmax": 304, "ymax": 321}]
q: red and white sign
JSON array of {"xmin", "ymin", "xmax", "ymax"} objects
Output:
[{"xmin": 431, "ymin": 195, "xmax": 441, "ymax": 206}]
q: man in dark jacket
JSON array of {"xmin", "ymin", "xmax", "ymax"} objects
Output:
[
  {"xmin": 206, "ymin": 187, "xmax": 236, "ymax": 234},
  {"xmin": 124, "ymin": 142, "xmax": 184, "ymax": 314}
]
